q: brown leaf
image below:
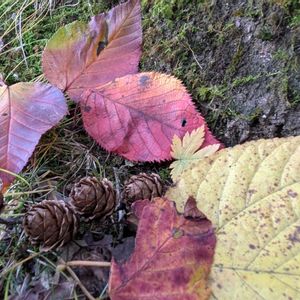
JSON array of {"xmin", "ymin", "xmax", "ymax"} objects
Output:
[{"xmin": 9, "ymin": 281, "xmax": 75, "ymax": 300}]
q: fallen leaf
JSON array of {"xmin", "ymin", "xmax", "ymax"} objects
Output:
[
  {"xmin": 81, "ymin": 72, "xmax": 221, "ymax": 161},
  {"xmin": 81, "ymin": 232, "xmax": 136, "ymax": 262},
  {"xmin": 0, "ymin": 82, "xmax": 67, "ymax": 190},
  {"xmin": 166, "ymin": 136, "xmax": 300, "ymax": 299},
  {"xmin": 9, "ymin": 281, "xmax": 75, "ymax": 300},
  {"xmin": 111, "ymin": 236, "xmax": 136, "ymax": 263},
  {"xmin": 108, "ymin": 197, "xmax": 216, "ymax": 300},
  {"xmin": 170, "ymin": 126, "xmax": 220, "ymax": 180},
  {"xmin": 184, "ymin": 196, "xmax": 207, "ymax": 220},
  {"xmin": 70, "ymin": 246, "xmax": 111, "ymax": 297},
  {"xmin": 0, "ymin": 191, "xmax": 3, "ymax": 211},
  {"xmin": 42, "ymin": 0, "xmax": 142, "ymax": 102}
]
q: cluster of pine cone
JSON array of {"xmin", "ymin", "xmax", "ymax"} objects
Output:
[{"xmin": 23, "ymin": 173, "xmax": 163, "ymax": 250}]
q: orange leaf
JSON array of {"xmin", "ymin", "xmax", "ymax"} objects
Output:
[{"xmin": 108, "ymin": 197, "xmax": 216, "ymax": 300}]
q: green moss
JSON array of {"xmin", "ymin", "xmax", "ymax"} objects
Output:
[
  {"xmin": 225, "ymin": 43, "xmax": 244, "ymax": 79},
  {"xmin": 197, "ymin": 85, "xmax": 228, "ymax": 102},
  {"xmin": 289, "ymin": 91, "xmax": 300, "ymax": 107},
  {"xmin": 247, "ymin": 108, "xmax": 263, "ymax": 121},
  {"xmin": 273, "ymin": 48, "xmax": 290, "ymax": 61},
  {"xmin": 158, "ymin": 167, "xmax": 171, "ymax": 181},
  {"xmin": 279, "ymin": 75, "xmax": 289, "ymax": 95},
  {"xmin": 142, "ymin": 0, "xmax": 206, "ymax": 23},
  {"xmin": 258, "ymin": 26, "xmax": 274, "ymax": 41},
  {"xmin": 231, "ymin": 74, "xmax": 261, "ymax": 87},
  {"xmin": 290, "ymin": 9, "xmax": 300, "ymax": 27},
  {"xmin": 268, "ymin": 0, "xmax": 300, "ymax": 27},
  {"xmin": 214, "ymin": 22, "xmax": 235, "ymax": 45}
]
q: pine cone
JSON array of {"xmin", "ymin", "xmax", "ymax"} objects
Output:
[
  {"xmin": 23, "ymin": 200, "xmax": 78, "ymax": 250},
  {"xmin": 70, "ymin": 177, "xmax": 116, "ymax": 220},
  {"xmin": 124, "ymin": 173, "xmax": 163, "ymax": 206}
]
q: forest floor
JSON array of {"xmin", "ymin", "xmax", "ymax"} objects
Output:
[{"xmin": 0, "ymin": 0, "xmax": 299, "ymax": 299}]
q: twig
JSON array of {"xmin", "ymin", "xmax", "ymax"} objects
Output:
[
  {"xmin": 113, "ymin": 167, "xmax": 122, "ymax": 207},
  {"xmin": 185, "ymin": 42, "xmax": 203, "ymax": 70},
  {"xmin": 60, "ymin": 260, "xmax": 111, "ymax": 268},
  {"xmin": 58, "ymin": 259, "xmax": 96, "ymax": 300}
]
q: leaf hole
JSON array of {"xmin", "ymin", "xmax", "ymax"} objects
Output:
[{"xmin": 96, "ymin": 41, "xmax": 107, "ymax": 56}]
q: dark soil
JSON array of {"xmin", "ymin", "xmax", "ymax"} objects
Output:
[{"xmin": 141, "ymin": 0, "xmax": 300, "ymax": 146}]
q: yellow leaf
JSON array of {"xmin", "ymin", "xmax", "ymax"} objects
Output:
[
  {"xmin": 170, "ymin": 126, "xmax": 219, "ymax": 180},
  {"xmin": 166, "ymin": 136, "xmax": 300, "ymax": 300}
]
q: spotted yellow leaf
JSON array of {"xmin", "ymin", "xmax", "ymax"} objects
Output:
[
  {"xmin": 166, "ymin": 136, "xmax": 300, "ymax": 300},
  {"xmin": 170, "ymin": 126, "xmax": 220, "ymax": 180}
]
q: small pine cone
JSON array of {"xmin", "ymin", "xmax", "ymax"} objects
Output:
[
  {"xmin": 23, "ymin": 200, "xmax": 78, "ymax": 250},
  {"xmin": 124, "ymin": 173, "xmax": 163, "ymax": 206},
  {"xmin": 70, "ymin": 177, "xmax": 116, "ymax": 220}
]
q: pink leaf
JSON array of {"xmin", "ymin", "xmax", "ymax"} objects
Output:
[
  {"xmin": 81, "ymin": 72, "xmax": 221, "ymax": 162},
  {"xmin": 42, "ymin": 0, "xmax": 142, "ymax": 102},
  {"xmin": 0, "ymin": 82, "xmax": 67, "ymax": 190}
]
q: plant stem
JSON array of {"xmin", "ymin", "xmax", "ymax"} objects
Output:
[
  {"xmin": 64, "ymin": 260, "xmax": 111, "ymax": 268},
  {"xmin": 58, "ymin": 259, "xmax": 97, "ymax": 300}
]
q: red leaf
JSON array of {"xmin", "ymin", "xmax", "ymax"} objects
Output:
[
  {"xmin": 42, "ymin": 0, "xmax": 142, "ymax": 102},
  {"xmin": 0, "ymin": 82, "xmax": 67, "ymax": 190},
  {"xmin": 108, "ymin": 197, "xmax": 216, "ymax": 300},
  {"xmin": 81, "ymin": 72, "xmax": 221, "ymax": 162}
]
